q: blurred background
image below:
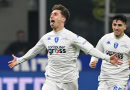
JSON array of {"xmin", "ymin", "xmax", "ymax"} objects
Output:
[{"xmin": 0, "ymin": 0, "xmax": 130, "ymax": 90}]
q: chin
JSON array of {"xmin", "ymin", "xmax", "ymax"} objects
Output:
[
  {"xmin": 50, "ymin": 26, "xmax": 54, "ymax": 28},
  {"xmin": 115, "ymin": 34, "xmax": 120, "ymax": 38}
]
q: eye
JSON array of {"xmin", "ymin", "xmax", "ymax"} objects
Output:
[
  {"xmin": 113, "ymin": 24, "xmax": 116, "ymax": 26},
  {"xmin": 54, "ymin": 13, "xmax": 57, "ymax": 16},
  {"xmin": 118, "ymin": 24, "xmax": 122, "ymax": 27}
]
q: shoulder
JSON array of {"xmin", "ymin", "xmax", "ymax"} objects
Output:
[
  {"xmin": 40, "ymin": 31, "xmax": 53, "ymax": 40},
  {"xmin": 99, "ymin": 33, "xmax": 112, "ymax": 41},
  {"xmin": 97, "ymin": 33, "xmax": 113, "ymax": 45},
  {"xmin": 64, "ymin": 29, "xmax": 79, "ymax": 40},
  {"xmin": 124, "ymin": 34, "xmax": 130, "ymax": 42},
  {"xmin": 124, "ymin": 34, "xmax": 130, "ymax": 40},
  {"xmin": 103, "ymin": 33, "xmax": 113, "ymax": 38}
]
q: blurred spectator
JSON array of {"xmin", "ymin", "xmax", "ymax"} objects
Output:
[
  {"xmin": 4, "ymin": 30, "xmax": 32, "ymax": 55},
  {"xmin": 0, "ymin": 0, "xmax": 9, "ymax": 7}
]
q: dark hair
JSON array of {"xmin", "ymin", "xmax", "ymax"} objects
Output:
[
  {"xmin": 112, "ymin": 14, "xmax": 127, "ymax": 24},
  {"xmin": 52, "ymin": 4, "xmax": 70, "ymax": 24},
  {"xmin": 17, "ymin": 30, "xmax": 24, "ymax": 35}
]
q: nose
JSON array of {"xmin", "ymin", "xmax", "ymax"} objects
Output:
[
  {"xmin": 50, "ymin": 14, "xmax": 53, "ymax": 19},
  {"xmin": 115, "ymin": 25, "xmax": 119, "ymax": 30}
]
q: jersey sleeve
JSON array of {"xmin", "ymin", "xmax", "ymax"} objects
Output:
[
  {"xmin": 72, "ymin": 35, "xmax": 110, "ymax": 61},
  {"xmin": 96, "ymin": 36, "xmax": 104, "ymax": 52},
  {"xmin": 72, "ymin": 35, "xmax": 94, "ymax": 53},
  {"xmin": 16, "ymin": 36, "xmax": 46, "ymax": 64},
  {"xmin": 90, "ymin": 35, "xmax": 105, "ymax": 63}
]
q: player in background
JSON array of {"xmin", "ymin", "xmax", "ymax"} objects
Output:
[
  {"xmin": 8, "ymin": 4, "xmax": 121, "ymax": 90},
  {"xmin": 90, "ymin": 14, "xmax": 130, "ymax": 90}
]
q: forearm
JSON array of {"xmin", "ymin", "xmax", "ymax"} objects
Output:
[
  {"xmin": 88, "ymin": 48, "xmax": 110, "ymax": 62},
  {"xmin": 16, "ymin": 37, "xmax": 46, "ymax": 64},
  {"xmin": 16, "ymin": 47, "xmax": 40, "ymax": 64}
]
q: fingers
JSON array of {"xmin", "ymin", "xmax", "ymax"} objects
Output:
[
  {"xmin": 90, "ymin": 61, "xmax": 97, "ymax": 68},
  {"xmin": 113, "ymin": 63, "xmax": 118, "ymax": 67},
  {"xmin": 128, "ymin": 60, "xmax": 130, "ymax": 66},
  {"xmin": 8, "ymin": 60, "xmax": 13, "ymax": 64},
  {"xmin": 112, "ymin": 53, "xmax": 118, "ymax": 60},
  {"xmin": 117, "ymin": 60, "xmax": 123, "ymax": 65},
  {"xmin": 8, "ymin": 54, "xmax": 16, "ymax": 64},
  {"xmin": 112, "ymin": 53, "xmax": 117, "ymax": 57},
  {"xmin": 8, "ymin": 54, "xmax": 17, "ymax": 68},
  {"xmin": 111, "ymin": 59, "xmax": 123, "ymax": 67},
  {"xmin": 110, "ymin": 53, "xmax": 124, "ymax": 67},
  {"xmin": 90, "ymin": 64, "xmax": 95, "ymax": 68},
  {"xmin": 8, "ymin": 60, "xmax": 17, "ymax": 68},
  {"xmin": 8, "ymin": 63, "xmax": 15, "ymax": 68},
  {"xmin": 8, "ymin": 64, "xmax": 12, "ymax": 68},
  {"xmin": 12, "ymin": 54, "xmax": 16, "ymax": 59}
]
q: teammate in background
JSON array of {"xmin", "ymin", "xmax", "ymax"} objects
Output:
[
  {"xmin": 90, "ymin": 14, "xmax": 130, "ymax": 90},
  {"xmin": 8, "ymin": 4, "xmax": 121, "ymax": 90}
]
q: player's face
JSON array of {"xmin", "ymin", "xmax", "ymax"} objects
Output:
[
  {"xmin": 50, "ymin": 10, "xmax": 65, "ymax": 30},
  {"xmin": 112, "ymin": 20, "xmax": 126, "ymax": 38}
]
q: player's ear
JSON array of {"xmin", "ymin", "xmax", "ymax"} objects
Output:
[
  {"xmin": 124, "ymin": 24, "xmax": 127, "ymax": 30},
  {"xmin": 61, "ymin": 16, "xmax": 66, "ymax": 23}
]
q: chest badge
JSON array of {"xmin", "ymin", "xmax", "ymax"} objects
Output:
[
  {"xmin": 114, "ymin": 42, "xmax": 118, "ymax": 49},
  {"xmin": 48, "ymin": 37, "xmax": 51, "ymax": 40},
  {"xmin": 106, "ymin": 41, "xmax": 111, "ymax": 44},
  {"xmin": 54, "ymin": 37, "xmax": 59, "ymax": 43}
]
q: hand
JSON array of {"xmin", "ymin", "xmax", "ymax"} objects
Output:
[
  {"xmin": 90, "ymin": 60, "xmax": 97, "ymax": 68},
  {"xmin": 128, "ymin": 60, "xmax": 130, "ymax": 67},
  {"xmin": 110, "ymin": 53, "xmax": 123, "ymax": 66},
  {"xmin": 8, "ymin": 54, "xmax": 17, "ymax": 68}
]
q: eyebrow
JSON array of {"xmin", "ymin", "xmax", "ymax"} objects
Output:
[{"xmin": 113, "ymin": 23, "xmax": 123, "ymax": 26}]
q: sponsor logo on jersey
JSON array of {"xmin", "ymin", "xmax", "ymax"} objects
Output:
[
  {"xmin": 106, "ymin": 50, "xmax": 123, "ymax": 59},
  {"xmin": 106, "ymin": 41, "xmax": 111, "ymax": 44},
  {"xmin": 48, "ymin": 46, "xmax": 66, "ymax": 55},
  {"xmin": 48, "ymin": 37, "xmax": 51, "ymax": 40},
  {"xmin": 114, "ymin": 42, "xmax": 118, "ymax": 49},
  {"xmin": 113, "ymin": 86, "xmax": 122, "ymax": 90}
]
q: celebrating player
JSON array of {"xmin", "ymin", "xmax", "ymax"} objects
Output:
[
  {"xmin": 90, "ymin": 14, "xmax": 130, "ymax": 90},
  {"xmin": 8, "ymin": 4, "xmax": 121, "ymax": 90}
]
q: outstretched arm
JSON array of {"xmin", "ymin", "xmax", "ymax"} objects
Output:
[
  {"xmin": 88, "ymin": 48, "xmax": 122, "ymax": 66},
  {"xmin": 72, "ymin": 35, "xmax": 122, "ymax": 66},
  {"xmin": 8, "ymin": 37, "xmax": 46, "ymax": 68}
]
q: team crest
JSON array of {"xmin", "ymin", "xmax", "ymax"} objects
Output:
[
  {"xmin": 54, "ymin": 37, "xmax": 59, "ymax": 43},
  {"xmin": 114, "ymin": 42, "xmax": 118, "ymax": 49}
]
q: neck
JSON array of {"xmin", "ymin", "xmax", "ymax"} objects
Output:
[
  {"xmin": 53, "ymin": 24, "xmax": 64, "ymax": 32},
  {"xmin": 114, "ymin": 33, "xmax": 124, "ymax": 39}
]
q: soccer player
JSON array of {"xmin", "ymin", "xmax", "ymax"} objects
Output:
[
  {"xmin": 90, "ymin": 14, "xmax": 130, "ymax": 90},
  {"xmin": 8, "ymin": 4, "xmax": 121, "ymax": 90}
]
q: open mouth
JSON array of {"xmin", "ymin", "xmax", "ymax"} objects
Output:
[
  {"xmin": 50, "ymin": 20, "xmax": 55, "ymax": 26},
  {"xmin": 51, "ymin": 20, "xmax": 55, "ymax": 23}
]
